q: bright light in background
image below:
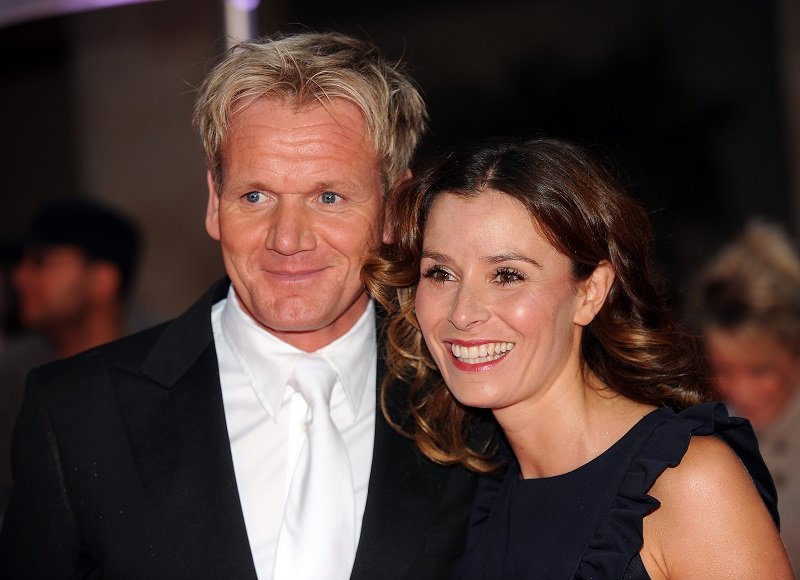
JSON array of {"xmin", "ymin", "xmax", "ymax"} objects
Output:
[
  {"xmin": 0, "ymin": 0, "xmax": 166, "ymax": 29},
  {"xmin": 225, "ymin": 0, "xmax": 260, "ymax": 47},
  {"xmin": 0, "ymin": 0, "xmax": 261, "ymax": 48}
]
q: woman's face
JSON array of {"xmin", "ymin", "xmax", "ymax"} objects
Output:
[
  {"xmin": 414, "ymin": 190, "xmax": 598, "ymax": 414},
  {"xmin": 705, "ymin": 327, "xmax": 800, "ymax": 428}
]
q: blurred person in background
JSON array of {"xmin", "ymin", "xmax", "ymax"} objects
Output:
[
  {"xmin": 0, "ymin": 246, "xmax": 21, "ymax": 351},
  {"xmin": 10, "ymin": 198, "xmax": 141, "ymax": 359},
  {"xmin": 0, "ymin": 196, "xmax": 141, "ymax": 523},
  {"xmin": 695, "ymin": 220, "xmax": 800, "ymax": 569}
]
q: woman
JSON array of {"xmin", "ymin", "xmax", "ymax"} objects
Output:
[
  {"xmin": 694, "ymin": 221, "xmax": 800, "ymax": 569},
  {"xmin": 366, "ymin": 137, "xmax": 793, "ymax": 579}
]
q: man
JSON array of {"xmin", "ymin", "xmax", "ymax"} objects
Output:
[
  {"xmin": 9, "ymin": 198, "xmax": 141, "ymax": 360},
  {"xmin": 0, "ymin": 198, "xmax": 141, "ymax": 522},
  {"xmin": 0, "ymin": 32, "xmax": 478, "ymax": 579}
]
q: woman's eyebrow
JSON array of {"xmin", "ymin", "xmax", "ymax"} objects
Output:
[
  {"xmin": 421, "ymin": 250, "xmax": 451, "ymax": 263},
  {"xmin": 484, "ymin": 252, "xmax": 543, "ymax": 269}
]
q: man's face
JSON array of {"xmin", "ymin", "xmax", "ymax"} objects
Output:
[
  {"xmin": 206, "ymin": 97, "xmax": 386, "ymax": 352},
  {"xmin": 12, "ymin": 246, "xmax": 95, "ymax": 332}
]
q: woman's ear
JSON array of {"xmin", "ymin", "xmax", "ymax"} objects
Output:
[{"xmin": 574, "ymin": 260, "xmax": 615, "ymax": 326}]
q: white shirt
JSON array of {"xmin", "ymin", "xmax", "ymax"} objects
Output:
[{"xmin": 211, "ymin": 286, "xmax": 377, "ymax": 579}]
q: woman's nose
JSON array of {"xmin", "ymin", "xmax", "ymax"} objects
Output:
[{"xmin": 448, "ymin": 282, "xmax": 489, "ymax": 331}]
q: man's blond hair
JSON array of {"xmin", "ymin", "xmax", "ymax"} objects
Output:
[{"xmin": 193, "ymin": 31, "xmax": 427, "ymax": 191}]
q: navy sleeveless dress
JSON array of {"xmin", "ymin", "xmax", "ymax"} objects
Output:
[{"xmin": 456, "ymin": 403, "xmax": 779, "ymax": 579}]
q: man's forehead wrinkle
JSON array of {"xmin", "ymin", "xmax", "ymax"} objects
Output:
[{"xmin": 231, "ymin": 95, "xmax": 372, "ymax": 145}]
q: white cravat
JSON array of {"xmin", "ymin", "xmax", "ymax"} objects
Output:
[
  {"xmin": 212, "ymin": 286, "xmax": 376, "ymax": 578},
  {"xmin": 272, "ymin": 354, "xmax": 357, "ymax": 580}
]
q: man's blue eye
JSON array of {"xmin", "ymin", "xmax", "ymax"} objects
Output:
[
  {"xmin": 320, "ymin": 192, "xmax": 340, "ymax": 204},
  {"xmin": 244, "ymin": 192, "xmax": 262, "ymax": 203}
]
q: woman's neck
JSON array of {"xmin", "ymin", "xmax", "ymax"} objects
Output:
[{"xmin": 496, "ymin": 379, "xmax": 654, "ymax": 479}]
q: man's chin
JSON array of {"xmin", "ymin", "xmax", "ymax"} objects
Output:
[
  {"xmin": 256, "ymin": 316, "xmax": 346, "ymax": 351},
  {"xmin": 251, "ymin": 306, "xmax": 337, "ymax": 334}
]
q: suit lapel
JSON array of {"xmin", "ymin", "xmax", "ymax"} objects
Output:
[
  {"xmin": 112, "ymin": 279, "xmax": 258, "ymax": 579},
  {"xmin": 350, "ymin": 363, "xmax": 458, "ymax": 580},
  {"xmin": 111, "ymin": 284, "xmax": 472, "ymax": 579}
]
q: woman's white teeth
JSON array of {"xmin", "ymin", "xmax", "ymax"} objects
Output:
[{"xmin": 451, "ymin": 342, "xmax": 514, "ymax": 363}]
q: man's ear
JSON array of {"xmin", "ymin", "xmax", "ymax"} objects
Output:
[
  {"xmin": 383, "ymin": 168, "xmax": 413, "ymax": 244},
  {"xmin": 382, "ymin": 214, "xmax": 394, "ymax": 244},
  {"xmin": 88, "ymin": 262, "xmax": 122, "ymax": 304},
  {"xmin": 574, "ymin": 260, "xmax": 615, "ymax": 326},
  {"xmin": 205, "ymin": 170, "xmax": 221, "ymax": 241}
]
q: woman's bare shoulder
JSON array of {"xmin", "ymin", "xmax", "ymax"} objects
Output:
[{"xmin": 642, "ymin": 435, "xmax": 793, "ymax": 579}]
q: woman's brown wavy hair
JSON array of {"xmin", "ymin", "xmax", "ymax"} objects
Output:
[{"xmin": 364, "ymin": 137, "xmax": 713, "ymax": 473}]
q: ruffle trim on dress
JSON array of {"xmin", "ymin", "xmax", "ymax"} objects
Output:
[{"xmin": 573, "ymin": 402, "xmax": 777, "ymax": 579}]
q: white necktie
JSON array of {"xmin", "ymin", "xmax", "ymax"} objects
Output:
[{"xmin": 273, "ymin": 354, "xmax": 357, "ymax": 580}]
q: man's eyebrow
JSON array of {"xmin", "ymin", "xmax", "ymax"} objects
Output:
[
  {"xmin": 309, "ymin": 180, "xmax": 357, "ymax": 191},
  {"xmin": 225, "ymin": 179, "xmax": 358, "ymax": 194},
  {"xmin": 484, "ymin": 252, "xmax": 543, "ymax": 269}
]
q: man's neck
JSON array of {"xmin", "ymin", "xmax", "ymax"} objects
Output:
[{"xmin": 51, "ymin": 305, "xmax": 124, "ymax": 358}]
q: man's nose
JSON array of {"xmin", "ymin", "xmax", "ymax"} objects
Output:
[
  {"xmin": 264, "ymin": 201, "xmax": 316, "ymax": 255},
  {"xmin": 448, "ymin": 281, "xmax": 489, "ymax": 331}
]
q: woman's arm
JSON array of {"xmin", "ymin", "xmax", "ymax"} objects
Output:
[{"xmin": 640, "ymin": 435, "xmax": 794, "ymax": 580}]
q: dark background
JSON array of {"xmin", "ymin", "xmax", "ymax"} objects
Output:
[{"xmin": 1, "ymin": 0, "xmax": 798, "ymax": 326}]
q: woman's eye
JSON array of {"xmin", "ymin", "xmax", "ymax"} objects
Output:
[
  {"xmin": 421, "ymin": 265, "xmax": 453, "ymax": 282},
  {"xmin": 494, "ymin": 268, "xmax": 526, "ymax": 285},
  {"xmin": 243, "ymin": 191, "xmax": 264, "ymax": 203},
  {"xmin": 319, "ymin": 192, "xmax": 342, "ymax": 204}
]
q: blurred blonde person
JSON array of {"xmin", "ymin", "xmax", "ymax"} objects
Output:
[{"xmin": 696, "ymin": 221, "xmax": 800, "ymax": 568}]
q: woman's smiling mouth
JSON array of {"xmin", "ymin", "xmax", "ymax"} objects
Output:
[{"xmin": 450, "ymin": 341, "xmax": 515, "ymax": 364}]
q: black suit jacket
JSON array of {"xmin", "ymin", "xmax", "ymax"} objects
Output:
[{"xmin": 0, "ymin": 279, "xmax": 478, "ymax": 579}]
